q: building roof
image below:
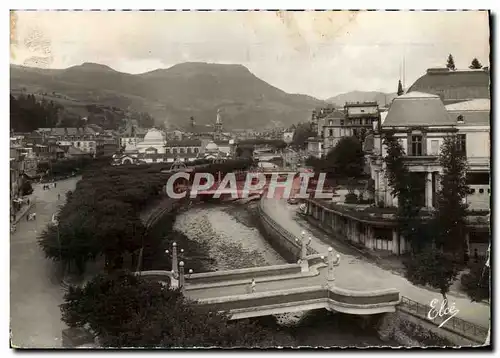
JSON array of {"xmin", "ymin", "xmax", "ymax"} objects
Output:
[
  {"xmin": 143, "ymin": 128, "xmax": 166, "ymax": 142},
  {"xmin": 166, "ymin": 139, "xmax": 202, "ymax": 147},
  {"xmin": 67, "ymin": 146, "xmax": 88, "ymax": 155},
  {"xmin": 345, "ymin": 101, "xmax": 378, "ymax": 107},
  {"xmin": 448, "ymin": 110, "xmax": 490, "ymax": 126},
  {"xmin": 445, "ymin": 98, "xmax": 490, "ymax": 111},
  {"xmin": 407, "ymin": 68, "xmax": 490, "ymax": 103},
  {"xmin": 383, "ymin": 92, "xmax": 454, "ymax": 127}
]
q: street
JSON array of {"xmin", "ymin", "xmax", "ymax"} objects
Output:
[
  {"xmin": 10, "ymin": 177, "xmax": 80, "ymax": 348},
  {"xmin": 261, "ymin": 198, "xmax": 491, "ymax": 328}
]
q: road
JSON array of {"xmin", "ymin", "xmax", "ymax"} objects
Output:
[
  {"xmin": 260, "ymin": 198, "xmax": 491, "ymax": 328},
  {"xmin": 10, "ymin": 177, "xmax": 80, "ymax": 348}
]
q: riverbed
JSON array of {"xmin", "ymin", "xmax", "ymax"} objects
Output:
[{"xmin": 174, "ymin": 201, "xmax": 397, "ymax": 347}]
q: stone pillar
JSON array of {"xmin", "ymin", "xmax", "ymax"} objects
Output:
[
  {"xmin": 465, "ymin": 231, "xmax": 470, "ymax": 258},
  {"xmin": 435, "ymin": 172, "xmax": 441, "ymax": 194},
  {"xmin": 425, "ymin": 172, "xmax": 433, "ymax": 209},
  {"xmin": 179, "ymin": 261, "xmax": 185, "ymax": 291},
  {"xmin": 327, "ymin": 247, "xmax": 341, "ymax": 286},
  {"xmin": 301, "ymin": 231, "xmax": 307, "ymax": 260},
  {"xmin": 392, "ymin": 229, "xmax": 399, "ymax": 255},
  {"xmin": 172, "ymin": 242, "xmax": 178, "ymax": 277}
]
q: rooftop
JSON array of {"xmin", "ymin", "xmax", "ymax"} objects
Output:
[
  {"xmin": 407, "ymin": 68, "xmax": 490, "ymax": 103},
  {"xmin": 383, "ymin": 92, "xmax": 455, "ymax": 127},
  {"xmin": 445, "ymin": 98, "xmax": 490, "ymax": 112}
]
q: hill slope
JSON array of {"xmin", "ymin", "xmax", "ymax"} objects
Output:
[
  {"xmin": 10, "ymin": 62, "xmax": 326, "ymax": 130},
  {"xmin": 327, "ymin": 91, "xmax": 397, "ymax": 107}
]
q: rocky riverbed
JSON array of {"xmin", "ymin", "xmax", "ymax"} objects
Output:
[{"xmin": 173, "ymin": 200, "xmax": 398, "ymax": 347}]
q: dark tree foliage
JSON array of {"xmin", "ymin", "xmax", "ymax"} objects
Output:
[
  {"xmin": 20, "ymin": 180, "xmax": 33, "ymax": 196},
  {"xmin": 446, "ymin": 54, "xmax": 456, "ymax": 71},
  {"xmin": 404, "ymin": 248, "xmax": 460, "ymax": 303},
  {"xmin": 469, "ymin": 58, "xmax": 483, "ymax": 69},
  {"xmin": 38, "ymin": 157, "xmax": 94, "ymax": 179},
  {"xmin": 323, "ymin": 136, "xmax": 365, "ymax": 178},
  {"xmin": 10, "ymin": 94, "xmax": 61, "ymax": 132},
  {"xmin": 38, "ymin": 160, "xmax": 255, "ymax": 273},
  {"xmin": 461, "ymin": 262, "xmax": 490, "ymax": 302},
  {"xmin": 397, "ymin": 80, "xmax": 404, "ymax": 96},
  {"xmin": 433, "ymin": 135, "xmax": 469, "ymax": 255},
  {"xmin": 383, "ymin": 132, "xmax": 426, "ymax": 251},
  {"xmin": 291, "ymin": 122, "xmax": 316, "ymax": 150},
  {"xmin": 61, "ymin": 271, "xmax": 272, "ymax": 347}
]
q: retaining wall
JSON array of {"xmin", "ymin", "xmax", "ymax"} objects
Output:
[{"xmin": 256, "ymin": 199, "xmax": 302, "ymax": 263}]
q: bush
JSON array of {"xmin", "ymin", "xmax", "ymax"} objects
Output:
[
  {"xmin": 21, "ymin": 180, "xmax": 33, "ymax": 196},
  {"xmin": 61, "ymin": 270, "xmax": 272, "ymax": 347},
  {"xmin": 344, "ymin": 193, "xmax": 358, "ymax": 204},
  {"xmin": 460, "ymin": 262, "xmax": 490, "ymax": 302}
]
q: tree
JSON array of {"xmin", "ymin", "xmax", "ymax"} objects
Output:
[
  {"xmin": 404, "ymin": 248, "xmax": 460, "ymax": 304},
  {"xmin": 324, "ymin": 136, "xmax": 365, "ymax": 178},
  {"xmin": 383, "ymin": 132, "xmax": 427, "ymax": 251},
  {"xmin": 397, "ymin": 80, "xmax": 404, "ymax": 96},
  {"xmin": 61, "ymin": 271, "xmax": 272, "ymax": 347},
  {"xmin": 291, "ymin": 122, "xmax": 315, "ymax": 149},
  {"xmin": 433, "ymin": 135, "xmax": 469, "ymax": 256},
  {"xmin": 20, "ymin": 180, "xmax": 33, "ymax": 196},
  {"xmin": 469, "ymin": 58, "xmax": 483, "ymax": 69},
  {"xmin": 446, "ymin": 54, "xmax": 456, "ymax": 71},
  {"xmin": 460, "ymin": 261, "xmax": 490, "ymax": 302}
]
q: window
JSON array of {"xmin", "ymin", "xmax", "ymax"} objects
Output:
[
  {"xmin": 173, "ymin": 148, "xmax": 178, "ymax": 154},
  {"xmin": 410, "ymin": 135, "xmax": 423, "ymax": 156},
  {"xmin": 329, "ymin": 129, "xmax": 333, "ymax": 137},
  {"xmin": 194, "ymin": 148, "xmax": 199, "ymax": 153},
  {"xmin": 77, "ymin": 142, "xmax": 81, "ymax": 147},
  {"xmin": 457, "ymin": 115, "xmax": 464, "ymax": 123},
  {"xmin": 457, "ymin": 134, "xmax": 466, "ymax": 155},
  {"xmin": 180, "ymin": 147, "xmax": 185, "ymax": 154},
  {"xmin": 479, "ymin": 189, "xmax": 484, "ymax": 194},
  {"xmin": 430, "ymin": 140, "xmax": 439, "ymax": 155},
  {"xmin": 329, "ymin": 120, "xmax": 333, "ymax": 126},
  {"xmin": 340, "ymin": 120, "xmax": 345, "ymax": 126}
]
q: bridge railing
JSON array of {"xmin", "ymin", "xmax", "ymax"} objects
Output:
[{"xmin": 398, "ymin": 296, "xmax": 489, "ymax": 343}]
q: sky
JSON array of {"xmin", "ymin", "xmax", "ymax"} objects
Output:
[{"xmin": 10, "ymin": 10, "xmax": 490, "ymax": 99}]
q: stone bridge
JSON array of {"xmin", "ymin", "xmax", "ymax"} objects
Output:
[{"xmin": 137, "ymin": 228, "xmax": 400, "ymax": 320}]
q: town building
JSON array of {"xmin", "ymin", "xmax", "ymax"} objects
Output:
[
  {"xmin": 344, "ymin": 102, "xmax": 380, "ymax": 143},
  {"xmin": 119, "ymin": 125, "xmax": 147, "ymax": 151},
  {"xmin": 320, "ymin": 108, "xmax": 350, "ymax": 153},
  {"xmin": 305, "ymin": 67, "xmax": 490, "ymax": 258}
]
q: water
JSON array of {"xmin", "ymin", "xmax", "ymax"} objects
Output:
[
  {"xmin": 174, "ymin": 202, "xmax": 286, "ymax": 270},
  {"xmin": 174, "ymin": 201, "xmax": 396, "ymax": 347}
]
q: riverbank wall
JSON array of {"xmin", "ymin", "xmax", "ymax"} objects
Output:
[{"xmin": 256, "ymin": 199, "xmax": 302, "ymax": 264}]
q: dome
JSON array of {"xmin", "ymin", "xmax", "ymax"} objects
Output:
[
  {"xmin": 205, "ymin": 141, "xmax": 219, "ymax": 151},
  {"xmin": 143, "ymin": 128, "xmax": 165, "ymax": 143}
]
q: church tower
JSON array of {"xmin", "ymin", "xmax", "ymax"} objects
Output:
[{"xmin": 214, "ymin": 109, "xmax": 223, "ymax": 140}]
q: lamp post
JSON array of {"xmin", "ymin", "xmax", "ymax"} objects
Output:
[
  {"xmin": 179, "ymin": 261, "xmax": 185, "ymax": 291},
  {"xmin": 327, "ymin": 247, "xmax": 341, "ymax": 287}
]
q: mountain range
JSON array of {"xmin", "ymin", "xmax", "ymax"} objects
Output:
[
  {"xmin": 327, "ymin": 91, "xmax": 397, "ymax": 107},
  {"xmin": 11, "ymin": 62, "xmax": 327, "ymax": 130}
]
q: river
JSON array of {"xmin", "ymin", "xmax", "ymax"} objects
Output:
[{"xmin": 174, "ymin": 201, "xmax": 397, "ymax": 347}]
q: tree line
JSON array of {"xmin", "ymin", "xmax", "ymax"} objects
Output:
[
  {"xmin": 10, "ymin": 94, "xmax": 62, "ymax": 132},
  {"xmin": 10, "ymin": 92, "xmax": 156, "ymax": 133},
  {"xmin": 38, "ymin": 159, "xmax": 273, "ymax": 347}
]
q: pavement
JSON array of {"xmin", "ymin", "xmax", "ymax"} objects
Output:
[
  {"xmin": 260, "ymin": 198, "xmax": 491, "ymax": 328},
  {"xmin": 10, "ymin": 177, "xmax": 80, "ymax": 348}
]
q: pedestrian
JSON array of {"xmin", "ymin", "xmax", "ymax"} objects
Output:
[{"xmin": 54, "ymin": 182, "xmax": 57, "ymax": 188}]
